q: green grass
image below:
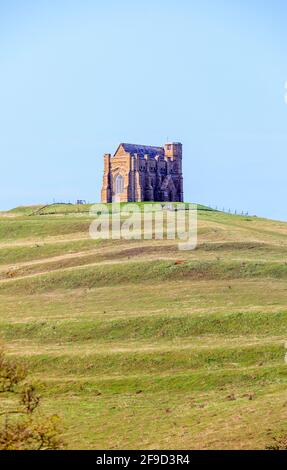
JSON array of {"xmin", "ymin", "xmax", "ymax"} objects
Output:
[
  {"xmin": 1, "ymin": 204, "xmax": 287, "ymax": 449},
  {"xmin": 11, "ymin": 343, "xmax": 284, "ymax": 377},
  {"xmin": 7, "ymin": 202, "xmax": 213, "ymax": 216},
  {"xmin": 0, "ymin": 239, "xmax": 104, "ymax": 265},
  {"xmin": 2, "ymin": 310, "xmax": 287, "ymax": 343},
  {"xmin": 2, "ymin": 259, "xmax": 287, "ymax": 294},
  {"xmin": 0, "ymin": 216, "xmax": 93, "ymax": 241}
]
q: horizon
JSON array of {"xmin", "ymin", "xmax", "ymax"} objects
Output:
[{"xmin": 1, "ymin": 1, "xmax": 287, "ymax": 219}]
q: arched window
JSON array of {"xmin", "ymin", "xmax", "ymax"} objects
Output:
[{"xmin": 115, "ymin": 175, "xmax": 124, "ymax": 194}]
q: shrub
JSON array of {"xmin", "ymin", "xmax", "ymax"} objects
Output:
[
  {"xmin": 0, "ymin": 349, "xmax": 64, "ymax": 450},
  {"xmin": 266, "ymin": 434, "xmax": 287, "ymax": 450}
]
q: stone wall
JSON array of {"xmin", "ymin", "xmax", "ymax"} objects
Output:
[{"xmin": 101, "ymin": 143, "xmax": 184, "ymax": 203}]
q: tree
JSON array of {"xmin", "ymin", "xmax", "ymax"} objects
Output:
[{"xmin": 0, "ymin": 348, "xmax": 64, "ymax": 450}]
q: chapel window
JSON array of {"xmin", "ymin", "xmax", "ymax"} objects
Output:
[{"xmin": 115, "ymin": 175, "xmax": 124, "ymax": 194}]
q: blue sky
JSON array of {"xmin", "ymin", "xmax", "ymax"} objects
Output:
[{"xmin": 1, "ymin": 0, "xmax": 287, "ymax": 219}]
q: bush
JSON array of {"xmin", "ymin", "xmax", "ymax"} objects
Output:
[
  {"xmin": 0, "ymin": 349, "xmax": 64, "ymax": 450},
  {"xmin": 266, "ymin": 434, "xmax": 287, "ymax": 450}
]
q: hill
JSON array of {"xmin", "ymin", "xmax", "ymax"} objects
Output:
[{"xmin": 0, "ymin": 203, "xmax": 287, "ymax": 449}]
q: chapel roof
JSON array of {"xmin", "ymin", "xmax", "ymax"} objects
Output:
[{"xmin": 118, "ymin": 143, "xmax": 165, "ymax": 157}]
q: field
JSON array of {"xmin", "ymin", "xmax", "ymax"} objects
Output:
[{"xmin": 0, "ymin": 203, "xmax": 287, "ymax": 449}]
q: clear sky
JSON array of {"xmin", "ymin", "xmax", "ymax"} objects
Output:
[{"xmin": 1, "ymin": 0, "xmax": 287, "ymax": 219}]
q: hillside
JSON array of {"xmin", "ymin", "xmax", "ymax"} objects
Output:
[{"xmin": 0, "ymin": 203, "xmax": 287, "ymax": 449}]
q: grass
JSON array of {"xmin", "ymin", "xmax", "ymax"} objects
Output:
[
  {"xmin": 2, "ymin": 309, "xmax": 287, "ymax": 342},
  {"xmin": 0, "ymin": 203, "xmax": 287, "ymax": 449},
  {"xmin": 8, "ymin": 202, "xmax": 213, "ymax": 216},
  {"xmin": 0, "ymin": 216, "xmax": 92, "ymax": 241},
  {"xmin": 2, "ymin": 259, "xmax": 287, "ymax": 294}
]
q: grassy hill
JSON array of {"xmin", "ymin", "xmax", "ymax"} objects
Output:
[{"xmin": 0, "ymin": 203, "xmax": 287, "ymax": 449}]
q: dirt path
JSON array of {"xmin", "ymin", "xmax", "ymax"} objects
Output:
[
  {"xmin": 0, "ymin": 234, "xmax": 92, "ymax": 249},
  {"xmin": 0, "ymin": 255, "xmax": 176, "ymax": 285},
  {"xmin": 0, "ymin": 248, "xmax": 102, "ymax": 272}
]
